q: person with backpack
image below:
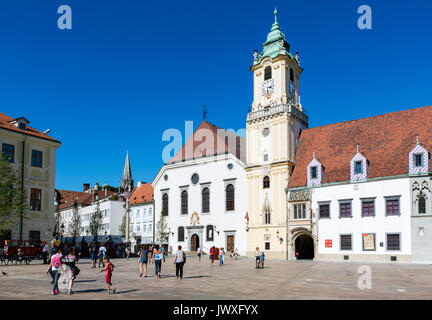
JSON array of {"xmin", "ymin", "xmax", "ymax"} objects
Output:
[
  {"xmin": 173, "ymin": 245, "xmax": 186, "ymax": 279},
  {"xmin": 139, "ymin": 245, "xmax": 149, "ymax": 278},
  {"xmin": 46, "ymin": 247, "xmax": 63, "ymax": 295},
  {"xmin": 101, "ymin": 257, "xmax": 117, "ymax": 294},
  {"xmin": 64, "ymin": 248, "xmax": 81, "ymax": 295},
  {"xmin": 152, "ymin": 248, "xmax": 163, "ymax": 279}
]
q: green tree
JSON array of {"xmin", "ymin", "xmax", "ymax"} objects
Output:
[
  {"xmin": 89, "ymin": 201, "xmax": 103, "ymax": 242},
  {"xmin": 0, "ymin": 156, "xmax": 26, "ymax": 233},
  {"xmin": 155, "ymin": 212, "xmax": 168, "ymax": 243},
  {"xmin": 119, "ymin": 210, "xmax": 132, "ymax": 238},
  {"xmin": 68, "ymin": 200, "xmax": 82, "ymax": 243}
]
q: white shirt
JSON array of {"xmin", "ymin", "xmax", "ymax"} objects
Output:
[
  {"xmin": 197, "ymin": 247, "xmax": 201, "ymax": 254},
  {"xmin": 99, "ymin": 247, "xmax": 107, "ymax": 255},
  {"xmin": 175, "ymin": 250, "xmax": 185, "ymax": 263}
]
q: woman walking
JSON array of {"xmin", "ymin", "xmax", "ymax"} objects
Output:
[
  {"xmin": 125, "ymin": 245, "xmax": 131, "ymax": 260},
  {"xmin": 197, "ymin": 246, "xmax": 201, "ymax": 261},
  {"xmin": 219, "ymin": 247, "xmax": 225, "ymax": 267},
  {"xmin": 46, "ymin": 247, "xmax": 63, "ymax": 295},
  {"xmin": 98, "ymin": 244, "xmax": 106, "ymax": 268},
  {"xmin": 173, "ymin": 245, "xmax": 186, "ymax": 279},
  {"xmin": 152, "ymin": 247, "xmax": 163, "ymax": 278},
  {"xmin": 64, "ymin": 248, "xmax": 81, "ymax": 295},
  {"xmin": 139, "ymin": 245, "xmax": 149, "ymax": 278},
  {"xmin": 89, "ymin": 242, "xmax": 97, "ymax": 268},
  {"xmin": 210, "ymin": 246, "xmax": 215, "ymax": 265}
]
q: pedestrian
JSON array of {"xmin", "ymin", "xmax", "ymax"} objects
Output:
[
  {"xmin": 234, "ymin": 248, "xmax": 239, "ymax": 260},
  {"xmin": 197, "ymin": 246, "xmax": 201, "ymax": 262},
  {"xmin": 101, "ymin": 257, "xmax": 117, "ymax": 294},
  {"xmin": 139, "ymin": 245, "xmax": 149, "ymax": 278},
  {"xmin": 161, "ymin": 245, "xmax": 166, "ymax": 262},
  {"xmin": 46, "ymin": 247, "xmax": 63, "ymax": 295},
  {"xmin": 210, "ymin": 246, "xmax": 215, "ymax": 265},
  {"xmin": 64, "ymin": 248, "xmax": 81, "ymax": 295},
  {"xmin": 125, "ymin": 245, "xmax": 131, "ymax": 260},
  {"xmin": 219, "ymin": 247, "xmax": 225, "ymax": 266},
  {"xmin": 48, "ymin": 240, "xmax": 57, "ymax": 283},
  {"xmin": 89, "ymin": 242, "xmax": 97, "ymax": 268},
  {"xmin": 98, "ymin": 243, "xmax": 106, "ymax": 268},
  {"xmin": 260, "ymin": 251, "xmax": 265, "ymax": 269},
  {"xmin": 173, "ymin": 245, "xmax": 186, "ymax": 279},
  {"xmin": 255, "ymin": 247, "xmax": 260, "ymax": 268},
  {"xmin": 149, "ymin": 245, "xmax": 154, "ymax": 264},
  {"xmin": 152, "ymin": 247, "xmax": 163, "ymax": 278},
  {"xmin": 42, "ymin": 242, "xmax": 49, "ymax": 264}
]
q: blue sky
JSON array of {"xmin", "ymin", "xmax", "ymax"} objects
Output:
[{"xmin": 1, "ymin": 0, "xmax": 431, "ymax": 190}]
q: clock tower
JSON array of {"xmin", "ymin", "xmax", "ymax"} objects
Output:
[{"xmin": 246, "ymin": 9, "xmax": 308, "ymax": 259}]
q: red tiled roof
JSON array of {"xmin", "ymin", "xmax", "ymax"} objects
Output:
[
  {"xmin": 288, "ymin": 105, "xmax": 432, "ymax": 188},
  {"xmin": 129, "ymin": 183, "xmax": 154, "ymax": 205},
  {"xmin": 168, "ymin": 121, "xmax": 246, "ymax": 163},
  {"xmin": 56, "ymin": 189, "xmax": 116, "ymax": 210},
  {"xmin": 0, "ymin": 112, "xmax": 61, "ymax": 143}
]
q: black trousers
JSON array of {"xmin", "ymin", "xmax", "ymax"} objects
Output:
[{"xmin": 175, "ymin": 262, "xmax": 184, "ymax": 278}]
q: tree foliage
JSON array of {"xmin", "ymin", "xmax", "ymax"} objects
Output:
[
  {"xmin": 89, "ymin": 201, "xmax": 103, "ymax": 241},
  {"xmin": 155, "ymin": 212, "xmax": 168, "ymax": 243},
  {"xmin": 0, "ymin": 156, "xmax": 26, "ymax": 231},
  {"xmin": 119, "ymin": 210, "xmax": 132, "ymax": 238},
  {"xmin": 68, "ymin": 200, "xmax": 82, "ymax": 240}
]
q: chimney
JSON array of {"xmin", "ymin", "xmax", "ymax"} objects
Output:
[
  {"xmin": 105, "ymin": 188, "xmax": 108, "ymax": 197},
  {"xmin": 83, "ymin": 183, "xmax": 90, "ymax": 192}
]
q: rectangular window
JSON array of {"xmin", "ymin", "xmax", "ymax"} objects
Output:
[
  {"xmin": 362, "ymin": 200, "xmax": 375, "ymax": 217},
  {"xmin": 31, "ymin": 150, "xmax": 43, "ymax": 168},
  {"xmin": 2, "ymin": 143, "xmax": 15, "ymax": 162},
  {"xmin": 386, "ymin": 199, "xmax": 400, "ymax": 215},
  {"xmin": 293, "ymin": 204, "xmax": 306, "ymax": 219},
  {"xmin": 355, "ymin": 161, "xmax": 362, "ymax": 174},
  {"xmin": 414, "ymin": 154, "xmax": 422, "ymax": 167},
  {"xmin": 386, "ymin": 233, "xmax": 401, "ymax": 251},
  {"xmin": 311, "ymin": 166, "xmax": 317, "ymax": 179},
  {"xmin": 264, "ymin": 154, "xmax": 268, "ymax": 162},
  {"xmin": 265, "ymin": 242, "xmax": 270, "ymax": 250},
  {"xmin": 293, "ymin": 204, "xmax": 297, "ymax": 219},
  {"xmin": 143, "ymin": 224, "xmax": 147, "ymax": 232},
  {"xmin": 319, "ymin": 204, "xmax": 330, "ymax": 218},
  {"xmin": 340, "ymin": 234, "xmax": 352, "ymax": 250},
  {"xmin": 30, "ymin": 188, "xmax": 41, "ymax": 211},
  {"xmin": 149, "ymin": 224, "xmax": 152, "ymax": 233},
  {"xmin": 339, "ymin": 202, "xmax": 352, "ymax": 218},
  {"xmin": 29, "ymin": 230, "xmax": 40, "ymax": 241}
]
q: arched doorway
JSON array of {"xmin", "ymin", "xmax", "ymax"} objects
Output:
[
  {"xmin": 295, "ymin": 234, "xmax": 314, "ymax": 260},
  {"xmin": 191, "ymin": 234, "xmax": 199, "ymax": 252}
]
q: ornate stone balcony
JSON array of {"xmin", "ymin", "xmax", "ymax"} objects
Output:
[{"xmin": 246, "ymin": 102, "xmax": 308, "ymax": 124}]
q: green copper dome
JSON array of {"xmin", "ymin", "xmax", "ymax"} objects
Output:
[{"xmin": 255, "ymin": 8, "xmax": 293, "ymax": 64}]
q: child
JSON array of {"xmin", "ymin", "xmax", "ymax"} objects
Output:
[
  {"xmin": 260, "ymin": 251, "xmax": 265, "ymax": 269},
  {"xmin": 101, "ymin": 257, "xmax": 117, "ymax": 294},
  {"xmin": 46, "ymin": 247, "xmax": 63, "ymax": 295},
  {"xmin": 255, "ymin": 247, "xmax": 260, "ymax": 268}
]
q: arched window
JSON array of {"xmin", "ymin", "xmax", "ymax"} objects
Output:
[
  {"xmin": 181, "ymin": 190, "xmax": 188, "ymax": 215},
  {"xmin": 263, "ymin": 176, "xmax": 270, "ymax": 189},
  {"xmin": 419, "ymin": 196, "xmax": 426, "ymax": 214},
  {"xmin": 202, "ymin": 188, "xmax": 210, "ymax": 213},
  {"xmin": 178, "ymin": 226, "xmax": 185, "ymax": 242},
  {"xmin": 206, "ymin": 225, "xmax": 214, "ymax": 241},
  {"xmin": 226, "ymin": 184, "xmax": 235, "ymax": 211},
  {"xmin": 264, "ymin": 66, "xmax": 272, "ymax": 80},
  {"xmin": 290, "ymin": 68, "xmax": 294, "ymax": 82},
  {"xmin": 162, "ymin": 193, "xmax": 168, "ymax": 216}
]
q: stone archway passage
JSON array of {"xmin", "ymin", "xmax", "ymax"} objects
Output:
[
  {"xmin": 191, "ymin": 234, "xmax": 199, "ymax": 252},
  {"xmin": 295, "ymin": 234, "xmax": 314, "ymax": 260}
]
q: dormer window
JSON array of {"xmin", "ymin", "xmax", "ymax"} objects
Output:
[
  {"xmin": 408, "ymin": 137, "xmax": 429, "ymax": 175},
  {"xmin": 19, "ymin": 123, "xmax": 26, "ymax": 130},
  {"xmin": 10, "ymin": 117, "xmax": 30, "ymax": 131},
  {"xmin": 350, "ymin": 147, "xmax": 368, "ymax": 182},
  {"xmin": 355, "ymin": 161, "xmax": 363, "ymax": 174},
  {"xmin": 264, "ymin": 66, "xmax": 272, "ymax": 80},
  {"xmin": 307, "ymin": 154, "xmax": 323, "ymax": 186},
  {"xmin": 311, "ymin": 166, "xmax": 317, "ymax": 179}
]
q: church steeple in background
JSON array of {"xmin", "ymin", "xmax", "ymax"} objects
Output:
[{"xmin": 121, "ymin": 150, "xmax": 133, "ymax": 192}]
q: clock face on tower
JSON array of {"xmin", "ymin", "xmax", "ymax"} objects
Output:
[{"xmin": 262, "ymin": 79, "xmax": 274, "ymax": 96}]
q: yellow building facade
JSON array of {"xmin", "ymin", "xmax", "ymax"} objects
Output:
[{"xmin": 246, "ymin": 10, "xmax": 308, "ymax": 259}]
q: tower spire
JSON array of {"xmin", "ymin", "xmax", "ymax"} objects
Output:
[
  {"xmin": 274, "ymin": 7, "xmax": 278, "ymax": 23},
  {"xmin": 121, "ymin": 150, "xmax": 133, "ymax": 192}
]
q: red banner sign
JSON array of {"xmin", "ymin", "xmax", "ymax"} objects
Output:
[{"xmin": 325, "ymin": 239, "xmax": 332, "ymax": 248}]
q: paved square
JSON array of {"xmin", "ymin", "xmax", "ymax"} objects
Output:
[{"xmin": 0, "ymin": 255, "xmax": 431, "ymax": 299}]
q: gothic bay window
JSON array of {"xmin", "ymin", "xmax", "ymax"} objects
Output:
[
  {"xmin": 226, "ymin": 184, "xmax": 235, "ymax": 211},
  {"xmin": 386, "ymin": 233, "xmax": 401, "ymax": 251},
  {"xmin": 31, "ymin": 150, "xmax": 43, "ymax": 168},
  {"xmin": 362, "ymin": 199, "xmax": 375, "ymax": 217},
  {"xmin": 263, "ymin": 176, "xmax": 270, "ymax": 189},
  {"xmin": 419, "ymin": 196, "xmax": 426, "ymax": 214},
  {"xmin": 414, "ymin": 154, "xmax": 423, "ymax": 167},
  {"xmin": 2, "ymin": 143, "xmax": 14, "ymax": 162},
  {"xmin": 178, "ymin": 227, "xmax": 185, "ymax": 242},
  {"xmin": 339, "ymin": 201, "xmax": 352, "ymax": 218},
  {"xmin": 30, "ymin": 188, "xmax": 41, "ymax": 211},
  {"xmin": 181, "ymin": 190, "xmax": 188, "ymax": 215},
  {"xmin": 162, "ymin": 193, "xmax": 168, "ymax": 216},
  {"xmin": 264, "ymin": 66, "xmax": 272, "ymax": 80},
  {"xmin": 202, "ymin": 188, "xmax": 210, "ymax": 213},
  {"xmin": 386, "ymin": 198, "xmax": 400, "ymax": 215},
  {"xmin": 293, "ymin": 203, "xmax": 306, "ymax": 219},
  {"xmin": 206, "ymin": 225, "xmax": 214, "ymax": 241},
  {"xmin": 340, "ymin": 234, "xmax": 352, "ymax": 251},
  {"xmin": 319, "ymin": 204, "xmax": 330, "ymax": 218},
  {"xmin": 265, "ymin": 209, "xmax": 271, "ymax": 224}
]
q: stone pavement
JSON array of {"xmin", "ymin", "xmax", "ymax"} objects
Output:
[{"xmin": 0, "ymin": 255, "xmax": 431, "ymax": 300}]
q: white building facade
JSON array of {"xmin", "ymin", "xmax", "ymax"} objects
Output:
[{"xmin": 153, "ymin": 121, "xmax": 248, "ymax": 255}]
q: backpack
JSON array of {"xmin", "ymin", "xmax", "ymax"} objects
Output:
[
  {"xmin": 52, "ymin": 254, "xmax": 62, "ymax": 268},
  {"xmin": 182, "ymin": 251, "xmax": 186, "ymax": 263}
]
